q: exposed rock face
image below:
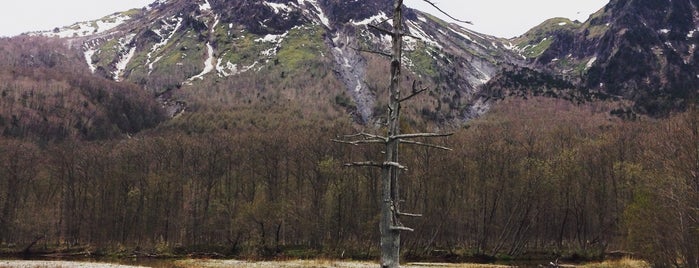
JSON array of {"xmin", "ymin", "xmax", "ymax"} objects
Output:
[
  {"xmin": 18, "ymin": 0, "xmax": 699, "ymax": 122},
  {"xmin": 515, "ymin": 0, "xmax": 699, "ymax": 115},
  {"xmin": 37, "ymin": 0, "xmax": 515, "ymax": 123}
]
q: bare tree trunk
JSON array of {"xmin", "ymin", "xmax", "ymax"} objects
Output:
[
  {"xmin": 335, "ymin": 1, "xmax": 454, "ymax": 267},
  {"xmin": 380, "ymin": 1, "xmax": 404, "ymax": 267}
]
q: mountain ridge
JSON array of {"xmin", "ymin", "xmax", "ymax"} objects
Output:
[
  {"xmin": 24, "ymin": 0, "xmax": 522, "ymax": 124},
  {"xmin": 8, "ymin": 0, "xmax": 699, "ymax": 128},
  {"xmin": 513, "ymin": 0, "xmax": 699, "ymax": 114}
]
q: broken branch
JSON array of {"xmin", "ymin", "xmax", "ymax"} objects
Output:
[
  {"xmin": 422, "ymin": 0, "xmax": 473, "ymax": 25},
  {"xmin": 390, "ymin": 226, "xmax": 415, "ymax": 232},
  {"xmin": 399, "ymin": 80, "xmax": 430, "ymax": 103},
  {"xmin": 397, "ymin": 211, "xmax": 423, "ymax": 217},
  {"xmin": 369, "ymin": 24, "xmax": 420, "ymax": 40}
]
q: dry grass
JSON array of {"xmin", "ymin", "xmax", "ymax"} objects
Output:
[
  {"xmin": 578, "ymin": 258, "xmax": 650, "ymax": 268},
  {"xmin": 173, "ymin": 259, "xmax": 512, "ymax": 268},
  {"xmin": 0, "ymin": 260, "xmax": 148, "ymax": 268},
  {"xmin": 0, "ymin": 259, "xmax": 651, "ymax": 268}
]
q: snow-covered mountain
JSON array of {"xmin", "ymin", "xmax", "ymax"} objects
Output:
[
  {"xmin": 30, "ymin": 0, "xmax": 521, "ymax": 122},
  {"xmin": 15, "ymin": 0, "xmax": 699, "ymax": 121}
]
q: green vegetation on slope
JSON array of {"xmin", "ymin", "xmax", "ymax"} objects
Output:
[{"xmin": 513, "ymin": 18, "xmax": 580, "ymax": 58}]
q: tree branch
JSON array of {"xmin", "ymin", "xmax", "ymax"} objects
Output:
[
  {"xmin": 332, "ymin": 139, "xmax": 385, "ymax": 146},
  {"xmin": 384, "ymin": 161, "xmax": 408, "ymax": 170},
  {"xmin": 369, "ymin": 24, "xmax": 420, "ymax": 40},
  {"xmin": 343, "ymin": 132, "xmax": 387, "ymax": 141},
  {"xmin": 392, "ymin": 132, "xmax": 454, "ymax": 140},
  {"xmin": 344, "ymin": 161, "xmax": 407, "ymax": 170},
  {"xmin": 399, "ymin": 80, "xmax": 429, "ymax": 103},
  {"xmin": 399, "ymin": 140, "xmax": 453, "ymax": 151},
  {"xmin": 368, "ymin": 24, "xmax": 395, "ymax": 36},
  {"xmin": 390, "ymin": 226, "xmax": 415, "ymax": 232},
  {"xmin": 345, "ymin": 161, "xmax": 384, "ymax": 168},
  {"xmin": 397, "ymin": 211, "xmax": 423, "ymax": 217},
  {"xmin": 422, "ymin": 0, "xmax": 473, "ymax": 25}
]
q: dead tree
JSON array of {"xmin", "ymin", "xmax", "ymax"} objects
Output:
[{"xmin": 334, "ymin": 0, "xmax": 456, "ymax": 267}]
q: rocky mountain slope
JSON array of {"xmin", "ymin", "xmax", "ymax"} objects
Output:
[
  {"xmin": 510, "ymin": 0, "xmax": 699, "ymax": 114},
  {"xmin": 29, "ymin": 0, "xmax": 522, "ymax": 123},
  {"xmin": 9, "ymin": 0, "xmax": 698, "ymax": 128}
]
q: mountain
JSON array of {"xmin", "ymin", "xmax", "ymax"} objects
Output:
[
  {"xmin": 0, "ymin": 36, "xmax": 166, "ymax": 142},
  {"xmin": 26, "ymin": 0, "xmax": 522, "ymax": 124},
  {"xmin": 6, "ymin": 0, "xmax": 699, "ymax": 138},
  {"xmin": 510, "ymin": 0, "xmax": 699, "ymax": 115}
]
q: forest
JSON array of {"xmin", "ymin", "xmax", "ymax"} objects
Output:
[
  {"xmin": 1, "ymin": 94, "xmax": 698, "ymax": 267},
  {"xmin": 0, "ymin": 29, "xmax": 698, "ymax": 268}
]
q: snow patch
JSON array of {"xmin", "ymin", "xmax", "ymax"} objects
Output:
[
  {"xmin": 146, "ymin": 17, "xmax": 183, "ymax": 74},
  {"xmin": 665, "ymin": 41, "xmax": 676, "ymax": 51},
  {"xmin": 406, "ymin": 20, "xmax": 442, "ymax": 48},
  {"xmin": 114, "ymin": 48, "xmax": 136, "ymax": 82},
  {"xmin": 114, "ymin": 34, "xmax": 137, "ymax": 82},
  {"xmin": 449, "ymin": 25, "xmax": 489, "ymax": 50},
  {"xmin": 187, "ymin": 42, "xmax": 216, "ymax": 81},
  {"xmin": 351, "ymin": 12, "xmax": 388, "ymax": 26},
  {"xmin": 354, "ymin": 78, "xmax": 363, "ymax": 92},
  {"xmin": 660, "ymin": 29, "xmax": 671, "ymax": 34},
  {"xmin": 300, "ymin": 0, "xmax": 330, "ymax": 28},
  {"xmin": 82, "ymin": 40, "xmax": 100, "ymax": 73},
  {"xmin": 211, "ymin": 15, "xmax": 220, "ymax": 33},
  {"xmin": 261, "ymin": 47, "xmax": 277, "ymax": 57},
  {"xmin": 264, "ymin": 2, "xmax": 293, "ymax": 14},
  {"xmin": 84, "ymin": 48, "xmax": 97, "ymax": 73},
  {"xmin": 199, "ymin": 0, "xmax": 211, "ymax": 11},
  {"xmin": 558, "ymin": 22, "xmax": 567, "ymax": 26},
  {"xmin": 34, "ymin": 13, "xmax": 131, "ymax": 38},
  {"xmin": 689, "ymin": 29, "xmax": 697, "ymax": 38},
  {"xmin": 452, "ymin": 28, "xmax": 474, "ymax": 42},
  {"xmin": 216, "ymin": 58, "xmax": 258, "ymax": 77},
  {"xmin": 255, "ymin": 32, "xmax": 288, "ymax": 43},
  {"xmin": 586, "ymin": 56, "xmax": 597, "ymax": 69}
]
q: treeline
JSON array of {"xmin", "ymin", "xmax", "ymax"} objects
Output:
[{"xmin": 1, "ymin": 98, "xmax": 697, "ymax": 267}]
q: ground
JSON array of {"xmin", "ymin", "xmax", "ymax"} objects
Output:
[{"xmin": 0, "ymin": 260, "xmax": 509, "ymax": 268}]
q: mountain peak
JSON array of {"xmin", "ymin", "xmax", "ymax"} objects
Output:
[
  {"xmin": 44, "ymin": 0, "xmax": 512, "ymax": 122},
  {"xmin": 507, "ymin": 0, "xmax": 699, "ymax": 115}
]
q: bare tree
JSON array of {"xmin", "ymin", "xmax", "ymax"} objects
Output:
[{"xmin": 335, "ymin": 0, "xmax": 454, "ymax": 267}]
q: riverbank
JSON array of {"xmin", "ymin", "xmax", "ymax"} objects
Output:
[
  {"xmin": 0, "ymin": 260, "xmax": 508, "ymax": 268},
  {"xmin": 0, "ymin": 258, "xmax": 649, "ymax": 268}
]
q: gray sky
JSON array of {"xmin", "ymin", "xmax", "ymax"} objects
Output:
[
  {"xmin": 0, "ymin": 0, "xmax": 152, "ymax": 37},
  {"xmin": 0, "ymin": 0, "xmax": 609, "ymax": 38}
]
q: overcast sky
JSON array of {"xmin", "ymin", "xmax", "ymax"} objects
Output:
[{"xmin": 0, "ymin": 0, "xmax": 609, "ymax": 38}]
